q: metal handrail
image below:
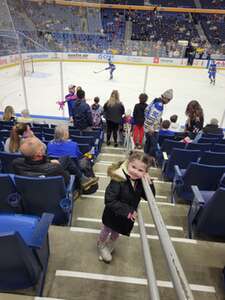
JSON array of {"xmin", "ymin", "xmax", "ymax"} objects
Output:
[
  {"xmin": 137, "ymin": 207, "xmax": 161, "ymax": 300},
  {"xmin": 141, "ymin": 177, "xmax": 194, "ymax": 300}
]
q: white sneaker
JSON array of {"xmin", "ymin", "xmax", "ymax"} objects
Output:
[{"xmin": 97, "ymin": 241, "xmax": 112, "ymax": 263}]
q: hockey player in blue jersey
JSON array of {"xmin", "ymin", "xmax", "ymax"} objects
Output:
[
  {"xmin": 208, "ymin": 60, "xmax": 217, "ymax": 85},
  {"xmin": 105, "ymin": 59, "xmax": 116, "ymax": 80}
]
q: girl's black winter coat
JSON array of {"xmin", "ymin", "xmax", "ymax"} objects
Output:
[{"xmin": 102, "ymin": 161, "xmax": 155, "ymax": 236}]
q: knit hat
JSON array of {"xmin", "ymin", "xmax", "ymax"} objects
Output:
[
  {"xmin": 210, "ymin": 118, "xmax": 219, "ymax": 125},
  {"xmin": 162, "ymin": 89, "xmax": 173, "ymax": 100},
  {"xmin": 68, "ymin": 84, "xmax": 75, "ymax": 89}
]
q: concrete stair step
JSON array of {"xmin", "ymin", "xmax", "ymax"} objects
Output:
[
  {"xmin": 72, "ymin": 196, "xmax": 188, "ymax": 236},
  {"xmin": 101, "ymin": 146, "xmax": 126, "ymax": 155},
  {"xmin": 0, "ymin": 294, "xmax": 63, "ymax": 300},
  {"xmin": 97, "ymin": 153, "xmax": 126, "ymax": 162},
  {"xmin": 96, "ymin": 177, "xmax": 171, "ymax": 199},
  {"xmin": 48, "ymin": 275, "xmax": 217, "ymax": 300},
  {"xmin": 44, "ymin": 227, "xmax": 225, "ymax": 300}
]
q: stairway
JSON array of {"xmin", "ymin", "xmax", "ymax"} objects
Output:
[{"xmin": 2, "ymin": 145, "xmax": 225, "ymax": 299}]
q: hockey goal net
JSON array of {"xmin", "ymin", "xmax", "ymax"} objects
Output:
[{"xmin": 22, "ymin": 58, "xmax": 34, "ymax": 76}]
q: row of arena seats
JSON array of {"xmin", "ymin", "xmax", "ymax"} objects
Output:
[
  {"xmin": 0, "ymin": 173, "xmax": 75, "ymax": 226},
  {"xmin": 156, "ymin": 133, "xmax": 225, "ymax": 241},
  {"xmin": 0, "ymin": 123, "xmax": 104, "ymax": 157}
]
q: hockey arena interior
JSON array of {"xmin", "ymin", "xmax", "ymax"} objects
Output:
[{"xmin": 0, "ymin": 0, "xmax": 225, "ymax": 299}]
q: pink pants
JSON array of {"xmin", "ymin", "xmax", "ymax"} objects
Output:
[{"xmin": 99, "ymin": 225, "xmax": 119, "ymax": 242}]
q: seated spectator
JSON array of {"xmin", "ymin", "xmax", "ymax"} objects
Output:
[
  {"xmin": 2, "ymin": 105, "xmax": 16, "ymax": 122},
  {"xmin": 72, "ymin": 89, "xmax": 93, "ymax": 130},
  {"xmin": 202, "ymin": 118, "xmax": 224, "ymax": 135},
  {"xmin": 47, "ymin": 124, "xmax": 82, "ymax": 158},
  {"xmin": 17, "ymin": 109, "xmax": 33, "ymax": 124},
  {"xmin": 91, "ymin": 97, "xmax": 103, "ymax": 128},
  {"xmin": 159, "ymin": 120, "xmax": 175, "ymax": 136},
  {"xmin": 169, "ymin": 114, "xmax": 181, "ymax": 132},
  {"xmin": 4, "ymin": 123, "xmax": 34, "ymax": 153},
  {"xmin": 12, "ymin": 137, "xmax": 99, "ymax": 190}
]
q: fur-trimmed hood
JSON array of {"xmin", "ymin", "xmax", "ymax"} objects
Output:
[{"xmin": 107, "ymin": 160, "xmax": 129, "ymax": 182}]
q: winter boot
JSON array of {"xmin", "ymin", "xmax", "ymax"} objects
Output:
[{"xmin": 97, "ymin": 241, "xmax": 112, "ymax": 263}]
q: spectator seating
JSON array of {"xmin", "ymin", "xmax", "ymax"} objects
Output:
[
  {"xmin": 162, "ymin": 148, "xmax": 201, "ymax": 181},
  {"xmin": 198, "ymin": 151, "xmax": 225, "ymax": 165},
  {"xmin": 14, "ymin": 175, "xmax": 74, "ymax": 225},
  {"xmin": 186, "ymin": 142, "xmax": 212, "ymax": 152},
  {"xmin": 172, "ymin": 162, "xmax": 225, "ymax": 203},
  {"xmin": 188, "ymin": 186, "xmax": 225, "ymax": 239},
  {"xmin": 212, "ymin": 144, "xmax": 225, "ymax": 152},
  {"xmin": 0, "ymin": 152, "xmax": 22, "ymax": 173},
  {"xmin": 0, "ymin": 213, "xmax": 53, "ymax": 295},
  {"xmin": 198, "ymin": 137, "xmax": 222, "ymax": 144},
  {"xmin": 0, "ymin": 174, "xmax": 22, "ymax": 214}
]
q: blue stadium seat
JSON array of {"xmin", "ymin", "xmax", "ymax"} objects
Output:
[
  {"xmin": 188, "ymin": 186, "xmax": 225, "ymax": 239},
  {"xmin": 0, "ymin": 213, "xmax": 53, "ymax": 295},
  {"xmin": 198, "ymin": 137, "xmax": 221, "ymax": 144},
  {"xmin": 0, "ymin": 152, "xmax": 22, "ymax": 173},
  {"xmin": 162, "ymin": 148, "xmax": 201, "ymax": 181},
  {"xmin": 172, "ymin": 163, "xmax": 225, "ymax": 203},
  {"xmin": 212, "ymin": 144, "xmax": 225, "ymax": 152},
  {"xmin": 0, "ymin": 174, "xmax": 22, "ymax": 213},
  {"xmin": 161, "ymin": 139, "xmax": 186, "ymax": 155},
  {"xmin": 186, "ymin": 142, "xmax": 212, "ymax": 152},
  {"xmin": 199, "ymin": 151, "xmax": 225, "ymax": 165},
  {"xmin": 14, "ymin": 175, "xmax": 74, "ymax": 225}
]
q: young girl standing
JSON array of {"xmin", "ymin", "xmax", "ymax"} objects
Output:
[{"xmin": 97, "ymin": 151, "xmax": 155, "ymax": 263}]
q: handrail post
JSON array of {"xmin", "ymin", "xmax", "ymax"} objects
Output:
[
  {"xmin": 142, "ymin": 177, "xmax": 194, "ymax": 300},
  {"xmin": 137, "ymin": 208, "xmax": 161, "ymax": 300}
]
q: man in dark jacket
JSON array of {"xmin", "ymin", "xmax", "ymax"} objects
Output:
[
  {"xmin": 12, "ymin": 137, "xmax": 98, "ymax": 189},
  {"xmin": 202, "ymin": 118, "xmax": 223, "ymax": 135},
  {"xmin": 72, "ymin": 89, "xmax": 93, "ymax": 130}
]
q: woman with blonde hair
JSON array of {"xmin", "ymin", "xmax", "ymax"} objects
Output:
[
  {"xmin": 4, "ymin": 123, "xmax": 34, "ymax": 153},
  {"xmin": 103, "ymin": 90, "xmax": 125, "ymax": 147},
  {"xmin": 2, "ymin": 105, "xmax": 16, "ymax": 122}
]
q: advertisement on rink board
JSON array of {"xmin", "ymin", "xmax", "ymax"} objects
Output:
[{"xmin": 0, "ymin": 52, "xmax": 225, "ymax": 69}]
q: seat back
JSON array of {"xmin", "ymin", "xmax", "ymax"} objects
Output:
[
  {"xmin": 164, "ymin": 149, "xmax": 201, "ymax": 181},
  {"xmin": 197, "ymin": 188, "xmax": 225, "ymax": 237},
  {"xmin": 0, "ymin": 232, "xmax": 41, "ymax": 290},
  {"xmin": 212, "ymin": 143, "xmax": 225, "ymax": 152},
  {"xmin": 158, "ymin": 134, "xmax": 174, "ymax": 146},
  {"xmin": 183, "ymin": 163, "xmax": 225, "ymax": 191},
  {"xmin": 199, "ymin": 151, "xmax": 225, "ymax": 165},
  {"xmin": 0, "ymin": 174, "xmax": 22, "ymax": 213},
  {"xmin": 15, "ymin": 176, "xmax": 69, "ymax": 225},
  {"xmin": 0, "ymin": 152, "xmax": 22, "ymax": 173},
  {"xmin": 202, "ymin": 133, "xmax": 224, "ymax": 139},
  {"xmin": 70, "ymin": 135, "xmax": 94, "ymax": 146},
  {"xmin": 161, "ymin": 139, "xmax": 185, "ymax": 154},
  {"xmin": 186, "ymin": 142, "xmax": 212, "ymax": 152},
  {"xmin": 198, "ymin": 137, "xmax": 221, "ymax": 144},
  {"xmin": 77, "ymin": 143, "xmax": 92, "ymax": 154}
]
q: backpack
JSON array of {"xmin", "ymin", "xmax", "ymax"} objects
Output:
[
  {"xmin": 79, "ymin": 157, "xmax": 98, "ymax": 194},
  {"xmin": 91, "ymin": 106, "xmax": 102, "ymax": 127}
]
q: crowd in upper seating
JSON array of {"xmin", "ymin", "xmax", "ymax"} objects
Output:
[{"xmin": 0, "ymin": 0, "xmax": 225, "ymax": 58}]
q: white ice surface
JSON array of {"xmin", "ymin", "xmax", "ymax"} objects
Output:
[{"xmin": 0, "ymin": 61, "xmax": 224, "ymax": 125}]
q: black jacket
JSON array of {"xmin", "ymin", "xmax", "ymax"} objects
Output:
[
  {"xmin": 12, "ymin": 156, "xmax": 70, "ymax": 186},
  {"xmin": 72, "ymin": 99, "xmax": 93, "ymax": 130},
  {"xmin": 203, "ymin": 124, "xmax": 223, "ymax": 135},
  {"xmin": 103, "ymin": 102, "xmax": 125, "ymax": 124},
  {"xmin": 133, "ymin": 102, "xmax": 148, "ymax": 125},
  {"xmin": 102, "ymin": 161, "xmax": 155, "ymax": 236}
]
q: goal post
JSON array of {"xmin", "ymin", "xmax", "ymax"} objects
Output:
[{"xmin": 22, "ymin": 57, "xmax": 34, "ymax": 76}]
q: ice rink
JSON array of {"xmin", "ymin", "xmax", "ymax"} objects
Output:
[{"xmin": 0, "ymin": 61, "xmax": 224, "ymax": 126}]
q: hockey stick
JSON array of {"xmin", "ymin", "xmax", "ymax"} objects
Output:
[{"xmin": 93, "ymin": 68, "xmax": 106, "ymax": 74}]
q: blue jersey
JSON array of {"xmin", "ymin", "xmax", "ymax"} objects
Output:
[
  {"xmin": 208, "ymin": 63, "xmax": 217, "ymax": 74},
  {"xmin": 106, "ymin": 62, "xmax": 116, "ymax": 71}
]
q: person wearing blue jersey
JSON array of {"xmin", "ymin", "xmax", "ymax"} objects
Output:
[
  {"xmin": 208, "ymin": 60, "xmax": 217, "ymax": 85},
  {"xmin": 144, "ymin": 89, "xmax": 173, "ymax": 158},
  {"xmin": 105, "ymin": 59, "xmax": 116, "ymax": 80}
]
